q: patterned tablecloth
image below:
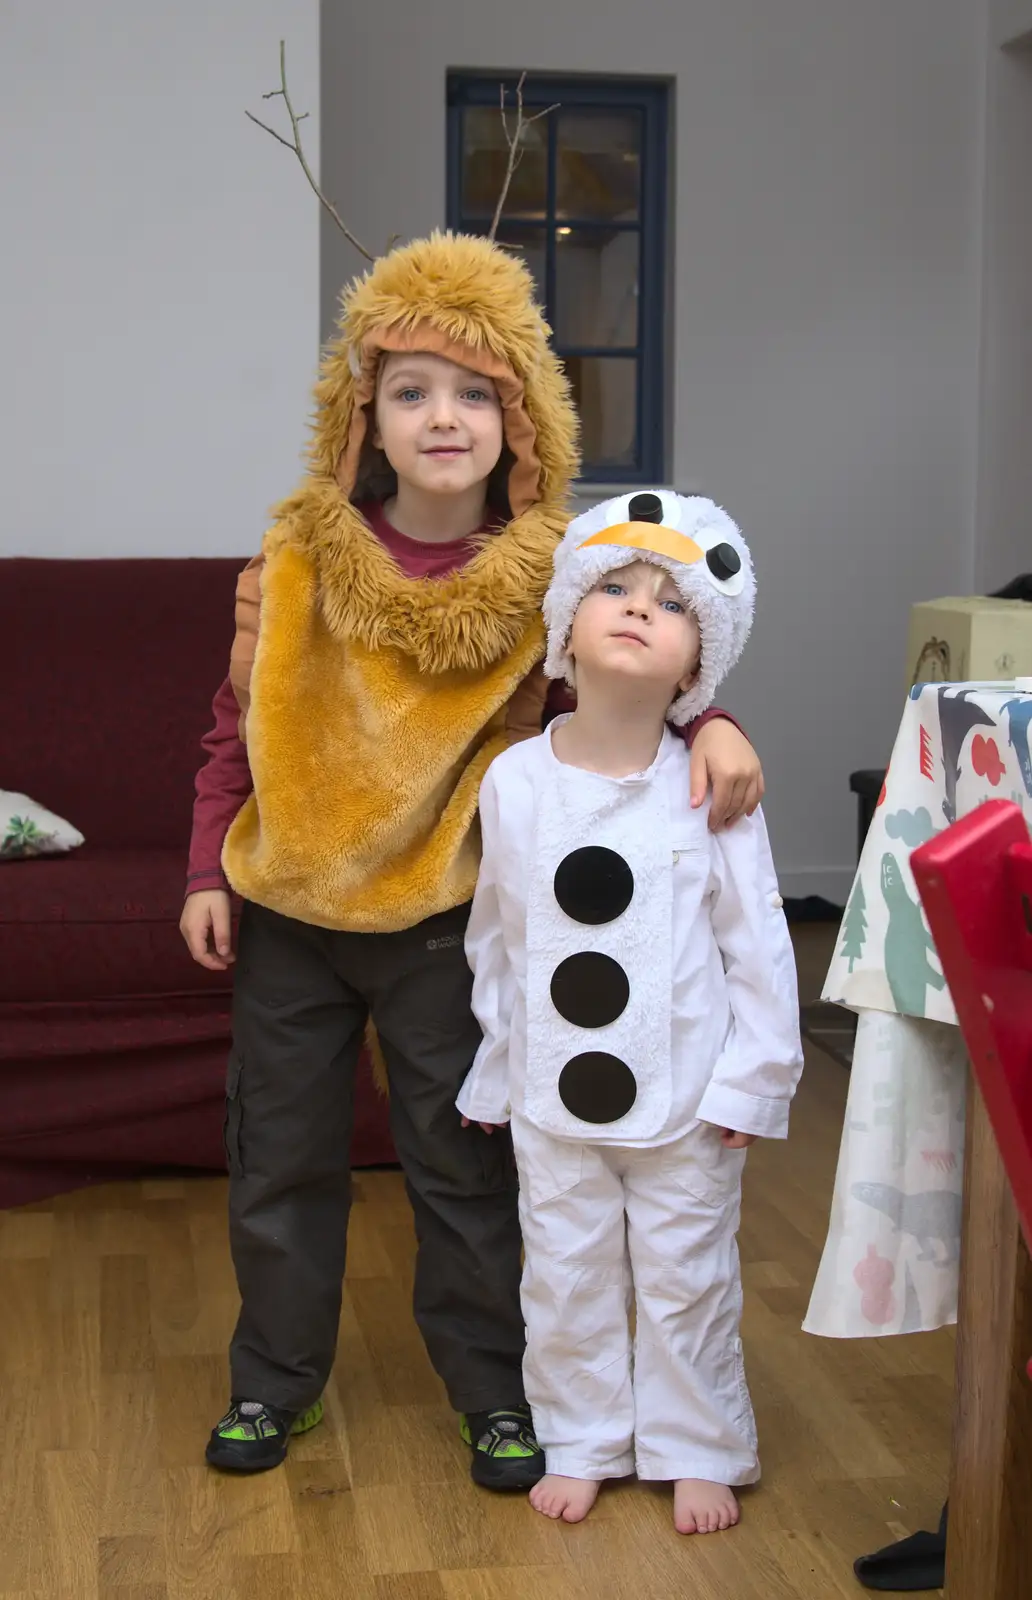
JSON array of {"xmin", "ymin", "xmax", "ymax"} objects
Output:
[{"xmin": 804, "ymin": 680, "xmax": 1032, "ymax": 1338}]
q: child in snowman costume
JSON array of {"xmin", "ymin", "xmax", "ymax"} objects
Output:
[{"xmin": 457, "ymin": 490, "xmax": 804, "ymax": 1533}]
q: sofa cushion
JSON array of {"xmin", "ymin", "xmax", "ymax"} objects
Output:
[{"xmin": 0, "ymin": 845, "xmax": 234, "ymax": 1004}]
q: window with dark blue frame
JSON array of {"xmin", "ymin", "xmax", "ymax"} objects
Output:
[{"xmin": 447, "ymin": 73, "xmax": 669, "ymax": 485}]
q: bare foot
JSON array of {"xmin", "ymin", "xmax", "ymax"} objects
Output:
[
  {"xmin": 673, "ymin": 1478, "xmax": 740, "ymax": 1535},
  {"xmin": 529, "ymin": 1473, "xmax": 601, "ymax": 1523}
]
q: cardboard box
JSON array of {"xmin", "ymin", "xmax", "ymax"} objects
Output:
[{"xmin": 906, "ymin": 596, "xmax": 1032, "ymax": 690}]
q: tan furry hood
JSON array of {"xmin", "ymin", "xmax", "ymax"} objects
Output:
[
  {"xmin": 312, "ymin": 230, "xmax": 577, "ymax": 515},
  {"xmin": 257, "ymin": 232, "xmax": 580, "ymax": 677}
]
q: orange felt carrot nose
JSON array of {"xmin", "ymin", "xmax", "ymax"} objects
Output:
[{"xmin": 576, "ymin": 520, "xmax": 705, "ymax": 569}]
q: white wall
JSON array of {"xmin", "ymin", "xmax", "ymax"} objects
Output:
[
  {"xmin": 975, "ymin": 13, "xmax": 1032, "ymax": 591},
  {"xmin": 322, "ymin": 0, "xmax": 985, "ymax": 899},
  {"xmin": 995, "ymin": 0, "xmax": 1032, "ymax": 43},
  {"xmin": 1, "ymin": 0, "xmax": 320, "ymax": 559}
]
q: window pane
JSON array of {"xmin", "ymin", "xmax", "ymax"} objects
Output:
[
  {"xmin": 493, "ymin": 224, "xmax": 547, "ymax": 306},
  {"xmin": 555, "ymin": 228, "xmax": 639, "ymax": 349},
  {"xmin": 462, "ymin": 106, "xmax": 547, "ymax": 221},
  {"xmin": 556, "ymin": 110, "xmax": 641, "ymax": 221},
  {"xmin": 563, "ymin": 355, "xmax": 638, "ymax": 470}
]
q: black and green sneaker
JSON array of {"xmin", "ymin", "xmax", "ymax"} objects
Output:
[
  {"xmin": 460, "ymin": 1405, "xmax": 545, "ymax": 1491},
  {"xmin": 205, "ymin": 1396, "xmax": 324, "ymax": 1473}
]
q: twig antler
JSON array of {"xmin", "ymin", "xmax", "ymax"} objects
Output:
[
  {"xmin": 248, "ymin": 50, "xmax": 557, "ymax": 261},
  {"xmin": 487, "ymin": 73, "xmax": 560, "ymax": 243},
  {"xmin": 246, "ymin": 40, "xmax": 376, "ymax": 263}
]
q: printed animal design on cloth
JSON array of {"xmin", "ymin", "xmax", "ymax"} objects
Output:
[
  {"xmin": 921, "ymin": 1148, "xmax": 958, "ymax": 1176},
  {"xmin": 899, "ymin": 1265, "xmax": 925, "ymax": 1334},
  {"xmin": 935, "ymin": 688, "xmax": 996, "ymax": 824},
  {"xmin": 880, "ymin": 852, "xmax": 946, "ymax": 1018},
  {"xmin": 839, "ymin": 880, "xmax": 867, "ymax": 972},
  {"xmin": 851, "ymin": 1182, "xmax": 963, "ymax": 1265},
  {"xmin": 854, "ymin": 1244, "xmax": 896, "ymax": 1326},
  {"xmin": 970, "ymin": 734, "xmax": 1005, "ymax": 787},
  {"xmin": 885, "ymin": 807, "xmax": 939, "ymax": 850},
  {"xmin": 1002, "ymin": 696, "xmax": 1032, "ymax": 800},
  {"xmin": 919, "ymin": 726, "xmax": 934, "ymax": 779}
]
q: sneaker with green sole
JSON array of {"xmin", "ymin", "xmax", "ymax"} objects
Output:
[
  {"xmin": 460, "ymin": 1405, "xmax": 545, "ymax": 1491},
  {"xmin": 205, "ymin": 1396, "xmax": 324, "ymax": 1473}
]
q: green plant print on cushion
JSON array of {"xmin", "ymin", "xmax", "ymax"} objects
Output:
[{"xmin": 1, "ymin": 816, "xmax": 58, "ymax": 859}]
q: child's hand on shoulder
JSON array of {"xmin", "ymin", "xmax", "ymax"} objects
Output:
[
  {"xmin": 461, "ymin": 1115, "xmax": 507, "ymax": 1135},
  {"xmin": 720, "ymin": 1129, "xmax": 758, "ymax": 1149},
  {"xmin": 689, "ymin": 720, "xmax": 764, "ymax": 831}
]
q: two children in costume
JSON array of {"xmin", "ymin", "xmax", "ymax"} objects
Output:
[{"xmin": 181, "ymin": 232, "xmax": 787, "ymax": 1508}]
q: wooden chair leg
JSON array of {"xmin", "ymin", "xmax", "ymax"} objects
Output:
[{"xmin": 945, "ymin": 1076, "xmax": 1032, "ymax": 1599}]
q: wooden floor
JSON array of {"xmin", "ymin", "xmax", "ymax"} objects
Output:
[{"xmin": 0, "ymin": 929, "xmax": 953, "ymax": 1599}]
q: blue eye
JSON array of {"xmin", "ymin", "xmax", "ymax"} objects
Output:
[
  {"xmin": 602, "ymin": 583, "xmax": 625, "ymax": 597},
  {"xmin": 463, "ymin": 387, "xmax": 491, "ymax": 403},
  {"xmin": 662, "ymin": 599, "xmax": 685, "ymax": 615},
  {"xmin": 397, "ymin": 387, "xmax": 423, "ymax": 402}
]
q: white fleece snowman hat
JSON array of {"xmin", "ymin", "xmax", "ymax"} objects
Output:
[{"xmin": 543, "ymin": 489, "xmax": 756, "ymax": 725}]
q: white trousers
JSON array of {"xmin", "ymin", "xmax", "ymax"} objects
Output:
[{"xmin": 511, "ymin": 1117, "xmax": 760, "ymax": 1485}]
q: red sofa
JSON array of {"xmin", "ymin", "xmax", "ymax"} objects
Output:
[{"xmin": 0, "ymin": 558, "xmax": 395, "ymax": 1209}]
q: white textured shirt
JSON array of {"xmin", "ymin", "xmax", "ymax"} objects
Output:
[{"xmin": 457, "ymin": 719, "xmax": 804, "ymax": 1146}]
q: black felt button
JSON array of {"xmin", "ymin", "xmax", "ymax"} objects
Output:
[
  {"xmin": 628, "ymin": 492, "xmax": 664, "ymax": 524},
  {"xmin": 554, "ymin": 847, "xmax": 634, "ymax": 925},
  {"xmin": 558, "ymin": 1052, "xmax": 638, "ymax": 1123},
  {"xmin": 707, "ymin": 542, "xmax": 741, "ymax": 582},
  {"xmin": 550, "ymin": 952, "xmax": 629, "ymax": 1028}
]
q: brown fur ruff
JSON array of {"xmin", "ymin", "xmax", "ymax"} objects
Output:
[{"xmin": 270, "ymin": 484, "xmax": 566, "ymax": 676}]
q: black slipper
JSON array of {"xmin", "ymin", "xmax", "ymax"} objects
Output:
[{"xmin": 853, "ymin": 1502, "xmax": 947, "ymax": 1592}]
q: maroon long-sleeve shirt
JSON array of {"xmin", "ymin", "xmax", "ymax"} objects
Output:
[{"xmin": 185, "ymin": 502, "xmax": 735, "ymax": 897}]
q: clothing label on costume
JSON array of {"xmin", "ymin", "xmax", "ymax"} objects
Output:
[{"xmin": 524, "ymin": 764, "xmax": 674, "ymax": 1141}]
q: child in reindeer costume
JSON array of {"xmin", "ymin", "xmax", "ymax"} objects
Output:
[
  {"xmin": 458, "ymin": 490, "xmax": 804, "ymax": 1527},
  {"xmin": 180, "ymin": 233, "xmax": 764, "ymax": 1484}
]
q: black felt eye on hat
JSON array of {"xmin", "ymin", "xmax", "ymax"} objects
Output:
[
  {"xmin": 706, "ymin": 542, "xmax": 742, "ymax": 582},
  {"xmin": 627, "ymin": 492, "xmax": 664, "ymax": 524},
  {"xmin": 554, "ymin": 847, "xmax": 634, "ymax": 926},
  {"xmin": 558, "ymin": 1052, "xmax": 638, "ymax": 1124}
]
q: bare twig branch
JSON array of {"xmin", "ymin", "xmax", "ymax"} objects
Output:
[
  {"xmin": 247, "ymin": 40, "xmax": 375, "ymax": 263},
  {"xmin": 245, "ymin": 112, "xmax": 295, "ymax": 152},
  {"xmin": 487, "ymin": 72, "xmax": 560, "ymax": 243}
]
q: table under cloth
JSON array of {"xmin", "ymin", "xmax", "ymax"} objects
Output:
[{"xmin": 803, "ymin": 679, "xmax": 1032, "ymax": 1338}]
